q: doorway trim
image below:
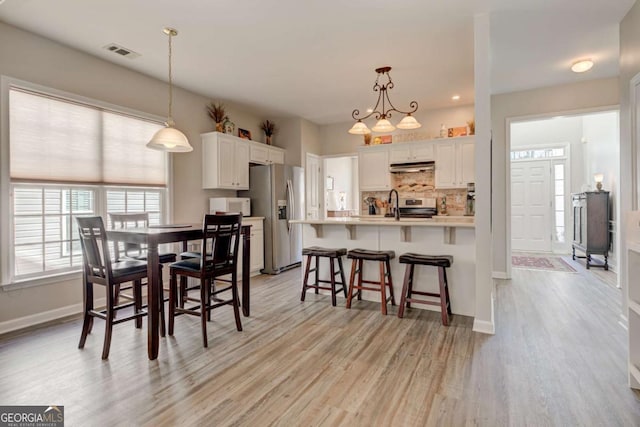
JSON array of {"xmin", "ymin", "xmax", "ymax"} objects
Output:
[{"xmin": 502, "ymin": 104, "xmax": 619, "ymax": 280}]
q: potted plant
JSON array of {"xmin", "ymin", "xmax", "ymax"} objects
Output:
[
  {"xmin": 207, "ymin": 102, "xmax": 227, "ymax": 132},
  {"xmin": 260, "ymin": 119, "xmax": 277, "ymax": 145}
]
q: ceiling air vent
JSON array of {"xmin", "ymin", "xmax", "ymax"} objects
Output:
[{"xmin": 103, "ymin": 43, "xmax": 141, "ymax": 59}]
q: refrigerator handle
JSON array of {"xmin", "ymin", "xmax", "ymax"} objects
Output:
[{"xmin": 286, "ymin": 179, "xmax": 293, "ymax": 233}]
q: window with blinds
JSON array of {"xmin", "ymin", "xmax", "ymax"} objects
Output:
[{"xmin": 6, "ymin": 86, "xmax": 169, "ymax": 283}]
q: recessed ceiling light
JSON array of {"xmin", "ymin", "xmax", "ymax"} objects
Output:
[
  {"xmin": 452, "ymin": 95, "xmax": 460, "ymax": 101},
  {"xmin": 571, "ymin": 59, "xmax": 594, "ymax": 73},
  {"xmin": 366, "ymin": 108, "xmax": 373, "ymax": 113}
]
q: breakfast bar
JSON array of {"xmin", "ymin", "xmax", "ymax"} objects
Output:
[{"xmin": 291, "ymin": 216, "xmax": 476, "ymax": 316}]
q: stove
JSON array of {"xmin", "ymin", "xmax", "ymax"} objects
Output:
[{"xmin": 390, "ymin": 197, "xmax": 437, "ymax": 218}]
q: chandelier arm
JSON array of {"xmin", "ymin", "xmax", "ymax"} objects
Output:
[
  {"xmin": 351, "ymin": 86, "xmax": 385, "ymax": 121},
  {"xmin": 167, "ymin": 31, "xmax": 173, "ymax": 125}
]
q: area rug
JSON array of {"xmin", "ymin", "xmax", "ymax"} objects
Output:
[{"xmin": 512, "ymin": 254, "xmax": 577, "ymax": 273}]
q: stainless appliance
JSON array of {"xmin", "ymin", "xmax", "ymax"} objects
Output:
[
  {"xmin": 389, "ymin": 161, "xmax": 435, "ymax": 173},
  {"xmin": 209, "ymin": 197, "xmax": 251, "ymax": 216},
  {"xmin": 392, "ymin": 197, "xmax": 437, "ymax": 218},
  {"xmin": 465, "ymin": 183, "xmax": 475, "ymax": 216},
  {"xmin": 239, "ymin": 164, "xmax": 304, "ymax": 274}
]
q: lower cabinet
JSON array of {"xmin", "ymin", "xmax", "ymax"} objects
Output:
[{"xmin": 238, "ymin": 217, "xmax": 264, "ymax": 278}]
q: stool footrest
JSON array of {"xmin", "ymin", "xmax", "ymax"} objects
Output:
[
  {"xmin": 405, "ymin": 298, "xmax": 440, "ymax": 307},
  {"xmin": 411, "ymin": 290, "xmax": 442, "ymax": 298}
]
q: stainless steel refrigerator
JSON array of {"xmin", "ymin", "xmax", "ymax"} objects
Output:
[{"xmin": 239, "ymin": 164, "xmax": 304, "ymax": 274}]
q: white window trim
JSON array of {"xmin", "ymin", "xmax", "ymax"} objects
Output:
[{"xmin": 0, "ymin": 76, "xmax": 174, "ymax": 290}]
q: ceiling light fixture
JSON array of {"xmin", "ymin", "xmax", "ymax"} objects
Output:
[
  {"xmin": 452, "ymin": 95, "xmax": 460, "ymax": 101},
  {"xmin": 571, "ymin": 59, "xmax": 594, "ymax": 73},
  {"xmin": 348, "ymin": 66, "xmax": 421, "ymax": 134},
  {"xmin": 147, "ymin": 27, "xmax": 193, "ymax": 153}
]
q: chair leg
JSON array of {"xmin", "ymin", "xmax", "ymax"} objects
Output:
[
  {"xmin": 379, "ymin": 261, "xmax": 388, "ymax": 315},
  {"xmin": 438, "ymin": 267, "xmax": 450, "ymax": 326},
  {"xmin": 113, "ymin": 284, "xmax": 120, "ymax": 319},
  {"xmin": 337, "ymin": 257, "xmax": 347, "ymax": 297},
  {"xmin": 159, "ymin": 275, "xmax": 166, "ymax": 337},
  {"xmin": 346, "ymin": 258, "xmax": 357, "ymax": 309},
  {"xmin": 78, "ymin": 278, "xmax": 93, "ymax": 349},
  {"xmin": 406, "ymin": 264, "xmax": 415, "ymax": 308},
  {"xmin": 231, "ymin": 272, "xmax": 243, "ymax": 332},
  {"xmin": 330, "ymin": 256, "xmax": 337, "ymax": 307},
  {"xmin": 301, "ymin": 255, "xmax": 312, "ymax": 302},
  {"xmin": 102, "ymin": 286, "xmax": 115, "ymax": 360},
  {"xmin": 398, "ymin": 264, "xmax": 412, "ymax": 318},
  {"xmin": 385, "ymin": 260, "xmax": 396, "ymax": 306},
  {"xmin": 133, "ymin": 280, "xmax": 143, "ymax": 329},
  {"xmin": 168, "ymin": 271, "xmax": 177, "ymax": 336},
  {"xmin": 200, "ymin": 278, "xmax": 208, "ymax": 348},
  {"xmin": 357, "ymin": 259, "xmax": 363, "ymax": 300},
  {"xmin": 206, "ymin": 279, "xmax": 213, "ymax": 322},
  {"xmin": 179, "ymin": 276, "xmax": 188, "ymax": 308},
  {"xmin": 314, "ymin": 256, "xmax": 320, "ymax": 294}
]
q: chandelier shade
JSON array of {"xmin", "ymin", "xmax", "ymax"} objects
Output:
[
  {"xmin": 147, "ymin": 27, "xmax": 193, "ymax": 153},
  {"xmin": 349, "ymin": 66, "xmax": 421, "ymax": 135}
]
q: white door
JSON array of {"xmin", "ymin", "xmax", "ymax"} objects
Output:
[
  {"xmin": 306, "ymin": 153, "xmax": 321, "ymax": 219},
  {"xmin": 511, "ymin": 160, "xmax": 551, "ymax": 252}
]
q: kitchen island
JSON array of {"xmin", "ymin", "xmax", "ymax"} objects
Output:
[{"xmin": 290, "ymin": 216, "xmax": 476, "ymax": 316}]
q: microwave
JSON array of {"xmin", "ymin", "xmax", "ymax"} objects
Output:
[{"xmin": 209, "ymin": 197, "xmax": 251, "ymax": 216}]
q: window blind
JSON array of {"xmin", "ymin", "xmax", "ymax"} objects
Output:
[{"xmin": 9, "ymin": 88, "xmax": 167, "ymax": 186}]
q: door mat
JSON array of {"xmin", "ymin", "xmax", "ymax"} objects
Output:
[{"xmin": 512, "ymin": 255, "xmax": 577, "ymax": 273}]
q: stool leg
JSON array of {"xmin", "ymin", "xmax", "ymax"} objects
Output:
[
  {"xmin": 301, "ymin": 255, "xmax": 312, "ymax": 302},
  {"xmin": 442, "ymin": 267, "xmax": 452, "ymax": 316},
  {"xmin": 438, "ymin": 266, "xmax": 450, "ymax": 326},
  {"xmin": 330, "ymin": 257, "xmax": 337, "ymax": 307},
  {"xmin": 379, "ymin": 261, "xmax": 387, "ymax": 315},
  {"xmin": 346, "ymin": 258, "xmax": 357, "ymax": 309},
  {"xmin": 406, "ymin": 264, "xmax": 415, "ymax": 308},
  {"xmin": 398, "ymin": 264, "xmax": 412, "ymax": 318},
  {"xmin": 168, "ymin": 271, "xmax": 177, "ymax": 336},
  {"xmin": 385, "ymin": 260, "xmax": 396, "ymax": 306},
  {"xmin": 314, "ymin": 256, "xmax": 320, "ymax": 294},
  {"xmin": 357, "ymin": 259, "xmax": 363, "ymax": 300},
  {"xmin": 337, "ymin": 257, "xmax": 347, "ymax": 297}
]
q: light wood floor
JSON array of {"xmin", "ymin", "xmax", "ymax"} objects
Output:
[{"xmin": 1, "ymin": 266, "xmax": 639, "ymax": 426}]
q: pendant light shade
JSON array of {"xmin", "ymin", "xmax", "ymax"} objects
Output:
[
  {"xmin": 371, "ymin": 118, "xmax": 395, "ymax": 133},
  {"xmin": 396, "ymin": 114, "xmax": 422, "ymax": 130},
  {"xmin": 348, "ymin": 120, "xmax": 372, "ymax": 135},
  {"xmin": 147, "ymin": 27, "xmax": 193, "ymax": 153}
]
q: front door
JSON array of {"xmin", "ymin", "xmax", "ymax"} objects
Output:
[{"xmin": 511, "ymin": 160, "xmax": 551, "ymax": 252}]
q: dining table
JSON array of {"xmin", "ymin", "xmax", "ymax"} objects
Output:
[{"xmin": 107, "ymin": 223, "xmax": 251, "ymax": 360}]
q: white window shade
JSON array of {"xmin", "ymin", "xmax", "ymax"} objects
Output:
[{"xmin": 9, "ymin": 88, "xmax": 166, "ymax": 186}]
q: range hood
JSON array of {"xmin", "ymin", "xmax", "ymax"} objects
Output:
[{"xmin": 389, "ymin": 161, "xmax": 435, "ymax": 173}]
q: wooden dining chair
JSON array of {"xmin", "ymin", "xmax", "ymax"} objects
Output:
[
  {"xmin": 76, "ymin": 216, "xmax": 149, "ymax": 359},
  {"xmin": 108, "ymin": 212, "xmax": 176, "ymax": 335},
  {"xmin": 168, "ymin": 213, "xmax": 243, "ymax": 347}
]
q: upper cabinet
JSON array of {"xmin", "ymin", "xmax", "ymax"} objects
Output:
[
  {"xmin": 249, "ymin": 142, "xmax": 284, "ymax": 165},
  {"xmin": 434, "ymin": 136, "xmax": 475, "ymax": 189},
  {"xmin": 388, "ymin": 140, "xmax": 434, "ymax": 163},
  {"xmin": 202, "ymin": 132, "xmax": 250, "ymax": 190},
  {"xmin": 358, "ymin": 145, "xmax": 390, "ymax": 191}
]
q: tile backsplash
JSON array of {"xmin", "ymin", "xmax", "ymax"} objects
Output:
[{"xmin": 361, "ymin": 170, "xmax": 468, "ymax": 215}]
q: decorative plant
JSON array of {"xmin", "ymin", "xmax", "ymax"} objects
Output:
[
  {"xmin": 207, "ymin": 102, "xmax": 227, "ymax": 124},
  {"xmin": 467, "ymin": 119, "xmax": 475, "ymax": 135},
  {"xmin": 260, "ymin": 119, "xmax": 277, "ymax": 137}
]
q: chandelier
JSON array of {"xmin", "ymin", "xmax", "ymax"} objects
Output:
[
  {"xmin": 348, "ymin": 66, "xmax": 421, "ymax": 135},
  {"xmin": 147, "ymin": 27, "xmax": 193, "ymax": 152}
]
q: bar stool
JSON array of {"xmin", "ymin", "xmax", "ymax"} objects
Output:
[
  {"xmin": 346, "ymin": 249, "xmax": 396, "ymax": 315},
  {"xmin": 301, "ymin": 246, "xmax": 348, "ymax": 306},
  {"xmin": 397, "ymin": 253, "xmax": 453, "ymax": 325}
]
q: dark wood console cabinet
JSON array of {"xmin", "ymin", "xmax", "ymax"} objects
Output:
[{"xmin": 571, "ymin": 191, "xmax": 610, "ymax": 270}]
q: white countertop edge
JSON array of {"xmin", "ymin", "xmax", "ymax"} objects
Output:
[
  {"xmin": 243, "ymin": 216, "xmax": 265, "ymax": 220},
  {"xmin": 290, "ymin": 218, "xmax": 475, "ymax": 228}
]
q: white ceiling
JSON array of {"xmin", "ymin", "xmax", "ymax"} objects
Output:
[{"xmin": 0, "ymin": 0, "xmax": 635, "ymax": 124}]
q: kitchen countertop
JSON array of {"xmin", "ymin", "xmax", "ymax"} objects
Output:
[{"xmin": 291, "ymin": 215, "xmax": 474, "ymax": 228}]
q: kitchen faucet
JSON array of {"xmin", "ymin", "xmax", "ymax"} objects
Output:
[{"xmin": 388, "ymin": 189, "xmax": 400, "ymax": 221}]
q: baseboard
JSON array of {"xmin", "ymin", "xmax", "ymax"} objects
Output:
[
  {"xmin": 0, "ymin": 298, "xmax": 105, "ymax": 336},
  {"xmin": 492, "ymin": 271, "xmax": 509, "ymax": 279},
  {"xmin": 473, "ymin": 318, "xmax": 495, "ymax": 334}
]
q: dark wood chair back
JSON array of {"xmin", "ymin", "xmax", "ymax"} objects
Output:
[
  {"xmin": 199, "ymin": 213, "xmax": 242, "ymax": 275},
  {"xmin": 76, "ymin": 216, "xmax": 114, "ymax": 283},
  {"xmin": 108, "ymin": 212, "xmax": 150, "ymax": 260}
]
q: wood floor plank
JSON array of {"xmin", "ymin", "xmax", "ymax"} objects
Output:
[{"xmin": 1, "ymin": 266, "xmax": 639, "ymax": 426}]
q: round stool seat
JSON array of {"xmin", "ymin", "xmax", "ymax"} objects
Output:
[
  {"xmin": 399, "ymin": 253, "xmax": 453, "ymax": 268},
  {"xmin": 347, "ymin": 248, "xmax": 395, "ymax": 261},
  {"xmin": 302, "ymin": 246, "xmax": 347, "ymax": 257}
]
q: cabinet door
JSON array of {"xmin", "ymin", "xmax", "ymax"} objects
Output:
[
  {"xmin": 435, "ymin": 142, "xmax": 456, "ymax": 188},
  {"xmin": 218, "ymin": 138, "xmax": 236, "ymax": 188},
  {"xmin": 457, "ymin": 140, "xmax": 475, "ymax": 186},
  {"xmin": 412, "ymin": 144, "xmax": 434, "ymax": 161},
  {"xmin": 268, "ymin": 148, "xmax": 285, "ymax": 164},
  {"xmin": 235, "ymin": 141, "xmax": 250, "ymax": 189},
  {"xmin": 250, "ymin": 144, "xmax": 269, "ymax": 164},
  {"xmin": 359, "ymin": 148, "xmax": 390, "ymax": 191},
  {"xmin": 389, "ymin": 146, "xmax": 411, "ymax": 163}
]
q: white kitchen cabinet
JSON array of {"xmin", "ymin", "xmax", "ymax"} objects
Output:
[
  {"xmin": 435, "ymin": 136, "xmax": 475, "ymax": 189},
  {"xmin": 249, "ymin": 142, "xmax": 285, "ymax": 165},
  {"xmin": 358, "ymin": 146, "xmax": 390, "ymax": 191},
  {"xmin": 202, "ymin": 132, "xmax": 250, "ymax": 190},
  {"xmin": 237, "ymin": 217, "xmax": 264, "ymax": 278},
  {"xmin": 389, "ymin": 140, "xmax": 434, "ymax": 163}
]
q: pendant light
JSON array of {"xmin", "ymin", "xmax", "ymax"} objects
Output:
[
  {"xmin": 147, "ymin": 27, "xmax": 193, "ymax": 152},
  {"xmin": 348, "ymin": 66, "xmax": 421, "ymax": 135}
]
